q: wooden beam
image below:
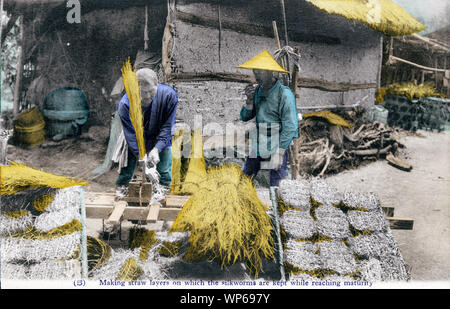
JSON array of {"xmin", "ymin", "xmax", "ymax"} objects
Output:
[
  {"xmin": 388, "ymin": 217, "xmax": 414, "ymax": 230},
  {"xmin": 297, "ymin": 77, "xmax": 377, "ymax": 92},
  {"xmin": 168, "ymin": 72, "xmax": 377, "ymax": 92},
  {"xmin": 176, "ymin": 10, "xmax": 341, "ymax": 45},
  {"xmin": 411, "ymin": 34, "xmax": 450, "ymax": 53},
  {"xmin": 167, "ymin": 72, "xmax": 255, "ymax": 83},
  {"xmin": 389, "ymin": 55, "xmax": 447, "ymax": 73}
]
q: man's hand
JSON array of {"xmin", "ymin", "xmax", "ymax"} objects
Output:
[
  {"xmin": 148, "ymin": 147, "xmax": 160, "ymax": 166},
  {"xmin": 269, "ymin": 148, "xmax": 286, "ymax": 170},
  {"xmin": 244, "ymin": 84, "xmax": 256, "ymax": 110},
  {"xmin": 139, "ymin": 153, "xmax": 148, "ymax": 163}
]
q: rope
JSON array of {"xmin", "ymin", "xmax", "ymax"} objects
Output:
[{"xmin": 273, "ymin": 46, "xmax": 302, "ymax": 71}]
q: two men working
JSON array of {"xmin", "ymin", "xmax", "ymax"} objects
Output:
[{"xmin": 114, "ymin": 49, "xmax": 298, "ymax": 197}]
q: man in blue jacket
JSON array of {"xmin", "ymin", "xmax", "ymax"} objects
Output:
[
  {"xmin": 238, "ymin": 50, "xmax": 299, "ymax": 187},
  {"xmin": 115, "ymin": 68, "xmax": 178, "ymax": 198}
]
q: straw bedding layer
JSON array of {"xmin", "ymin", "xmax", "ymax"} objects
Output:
[{"xmin": 279, "ymin": 178, "xmax": 410, "ymax": 281}]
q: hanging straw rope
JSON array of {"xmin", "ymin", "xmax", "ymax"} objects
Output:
[{"xmin": 273, "ymin": 46, "xmax": 302, "ymax": 71}]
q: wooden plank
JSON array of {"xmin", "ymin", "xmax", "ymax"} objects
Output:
[
  {"xmin": 165, "ymin": 194, "xmax": 191, "ymax": 208},
  {"xmin": 390, "ymin": 55, "xmax": 447, "ymax": 73},
  {"xmin": 388, "ymin": 217, "xmax": 414, "ymax": 230},
  {"xmin": 382, "ymin": 206, "xmax": 395, "ymax": 217},
  {"xmin": 157, "ymin": 207, "xmax": 181, "ymax": 222},
  {"xmin": 105, "ymin": 201, "xmax": 127, "ymax": 225},
  {"xmin": 146, "ymin": 204, "xmax": 161, "ymax": 223}
]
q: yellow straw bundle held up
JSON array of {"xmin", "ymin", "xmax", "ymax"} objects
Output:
[{"xmin": 121, "ymin": 59, "xmax": 146, "ymax": 160}]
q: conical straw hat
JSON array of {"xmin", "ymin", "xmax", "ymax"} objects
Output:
[{"xmin": 237, "ymin": 49, "xmax": 289, "ymax": 74}]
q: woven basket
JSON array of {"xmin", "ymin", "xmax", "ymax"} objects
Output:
[{"xmin": 13, "ymin": 108, "xmax": 46, "ymax": 147}]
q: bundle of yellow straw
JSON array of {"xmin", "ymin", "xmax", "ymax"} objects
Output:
[
  {"xmin": 170, "ymin": 164, "xmax": 274, "ymax": 277},
  {"xmin": 169, "ymin": 129, "xmax": 275, "ymax": 276},
  {"xmin": 376, "ymin": 81, "xmax": 448, "ymax": 103},
  {"xmin": 121, "ymin": 59, "xmax": 146, "ymax": 160}
]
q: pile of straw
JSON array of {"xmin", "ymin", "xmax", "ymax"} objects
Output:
[{"xmin": 169, "ymin": 129, "xmax": 274, "ymax": 277}]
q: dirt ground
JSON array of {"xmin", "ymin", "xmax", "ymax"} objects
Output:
[{"xmin": 5, "ymin": 127, "xmax": 449, "ymax": 283}]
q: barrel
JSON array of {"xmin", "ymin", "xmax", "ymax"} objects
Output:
[
  {"xmin": 12, "ymin": 107, "xmax": 46, "ymax": 147},
  {"xmin": 42, "ymin": 87, "xmax": 89, "ymax": 141}
]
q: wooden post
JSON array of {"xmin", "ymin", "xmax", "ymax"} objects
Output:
[
  {"xmin": 434, "ymin": 56, "xmax": 439, "ymax": 88},
  {"xmin": 13, "ymin": 15, "xmax": 24, "ymax": 117},
  {"xmin": 272, "ymin": 21, "xmax": 285, "ymax": 69},
  {"xmin": 144, "ymin": 5, "xmax": 149, "ymax": 50},
  {"xmin": 291, "ymin": 46, "xmax": 300, "ymax": 98}
]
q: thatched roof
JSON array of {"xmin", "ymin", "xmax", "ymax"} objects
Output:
[{"xmin": 307, "ymin": 0, "xmax": 426, "ymax": 37}]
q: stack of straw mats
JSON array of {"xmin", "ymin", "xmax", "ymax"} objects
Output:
[
  {"xmin": 278, "ymin": 178, "xmax": 410, "ymax": 282},
  {"xmin": 0, "ymin": 162, "xmax": 88, "ymax": 280}
]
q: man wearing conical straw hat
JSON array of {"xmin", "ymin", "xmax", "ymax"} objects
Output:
[{"xmin": 237, "ymin": 50, "xmax": 299, "ymax": 187}]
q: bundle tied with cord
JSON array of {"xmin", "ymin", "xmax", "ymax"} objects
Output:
[{"xmin": 169, "ymin": 130, "xmax": 274, "ymax": 277}]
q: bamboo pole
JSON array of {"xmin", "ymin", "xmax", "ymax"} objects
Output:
[
  {"xmin": 0, "ymin": 0, "xmax": 3, "ymax": 43},
  {"xmin": 292, "ymin": 46, "xmax": 300, "ymax": 98},
  {"xmin": 279, "ymin": 0, "xmax": 289, "ymax": 72},
  {"xmin": 389, "ymin": 55, "xmax": 446, "ymax": 73},
  {"xmin": 13, "ymin": 15, "xmax": 24, "ymax": 117},
  {"xmin": 218, "ymin": 4, "xmax": 222, "ymax": 65},
  {"xmin": 272, "ymin": 21, "xmax": 285, "ymax": 68}
]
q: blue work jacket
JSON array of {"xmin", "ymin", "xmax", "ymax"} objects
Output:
[
  {"xmin": 240, "ymin": 80, "xmax": 299, "ymax": 157},
  {"xmin": 117, "ymin": 84, "xmax": 178, "ymax": 157}
]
